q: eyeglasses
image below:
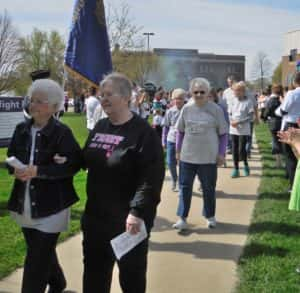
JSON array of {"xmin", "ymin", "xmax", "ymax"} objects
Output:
[
  {"xmin": 193, "ymin": 91, "xmax": 206, "ymax": 95},
  {"xmin": 29, "ymin": 99, "xmax": 49, "ymax": 105}
]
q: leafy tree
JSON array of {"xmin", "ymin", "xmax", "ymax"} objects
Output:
[{"xmin": 15, "ymin": 28, "xmax": 65, "ymax": 95}]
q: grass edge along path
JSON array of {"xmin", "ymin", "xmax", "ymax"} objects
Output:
[
  {"xmin": 0, "ymin": 113, "xmax": 87, "ymax": 280},
  {"xmin": 236, "ymin": 123, "xmax": 300, "ymax": 293}
]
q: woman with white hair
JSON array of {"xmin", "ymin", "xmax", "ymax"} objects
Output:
[
  {"xmin": 229, "ymin": 81, "xmax": 254, "ymax": 178},
  {"xmin": 173, "ymin": 77, "xmax": 228, "ymax": 230},
  {"xmin": 6, "ymin": 79, "xmax": 82, "ymax": 293},
  {"xmin": 82, "ymin": 73, "xmax": 165, "ymax": 293},
  {"xmin": 162, "ymin": 88, "xmax": 186, "ymax": 191}
]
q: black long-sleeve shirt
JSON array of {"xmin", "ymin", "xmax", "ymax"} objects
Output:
[{"xmin": 83, "ymin": 114, "xmax": 165, "ymax": 228}]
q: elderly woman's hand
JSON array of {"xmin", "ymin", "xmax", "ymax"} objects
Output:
[
  {"xmin": 126, "ymin": 214, "xmax": 142, "ymax": 235},
  {"xmin": 217, "ymin": 155, "xmax": 225, "ymax": 167},
  {"xmin": 14, "ymin": 165, "xmax": 37, "ymax": 181},
  {"xmin": 14, "ymin": 168, "xmax": 28, "ymax": 181},
  {"xmin": 230, "ymin": 120, "xmax": 239, "ymax": 128}
]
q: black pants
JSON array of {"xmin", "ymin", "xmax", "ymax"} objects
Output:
[
  {"xmin": 231, "ymin": 135, "xmax": 248, "ymax": 169},
  {"xmin": 82, "ymin": 215, "xmax": 149, "ymax": 293},
  {"xmin": 283, "ymin": 123, "xmax": 298, "ymax": 187},
  {"xmin": 21, "ymin": 228, "xmax": 66, "ymax": 293}
]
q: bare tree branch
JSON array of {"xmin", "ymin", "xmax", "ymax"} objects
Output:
[
  {"xmin": 105, "ymin": 1, "xmax": 144, "ymax": 50},
  {"xmin": 251, "ymin": 51, "xmax": 272, "ymax": 92},
  {"xmin": 0, "ymin": 10, "xmax": 21, "ymax": 94}
]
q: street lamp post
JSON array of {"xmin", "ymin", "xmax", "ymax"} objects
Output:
[{"xmin": 143, "ymin": 32, "xmax": 155, "ymax": 52}]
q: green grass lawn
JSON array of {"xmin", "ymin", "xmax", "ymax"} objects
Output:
[
  {"xmin": 236, "ymin": 123, "xmax": 300, "ymax": 292},
  {"xmin": 0, "ymin": 112, "xmax": 88, "ymax": 279}
]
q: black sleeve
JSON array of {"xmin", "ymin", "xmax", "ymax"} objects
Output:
[
  {"xmin": 263, "ymin": 99, "xmax": 272, "ymax": 120},
  {"xmin": 37, "ymin": 127, "xmax": 83, "ymax": 180},
  {"xmin": 129, "ymin": 127, "xmax": 165, "ymax": 219}
]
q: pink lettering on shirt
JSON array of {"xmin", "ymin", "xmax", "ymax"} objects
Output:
[{"xmin": 88, "ymin": 133, "xmax": 125, "ymax": 157}]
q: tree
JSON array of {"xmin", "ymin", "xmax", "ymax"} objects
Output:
[
  {"xmin": 272, "ymin": 62, "xmax": 282, "ymax": 84},
  {"xmin": 251, "ymin": 51, "xmax": 272, "ymax": 92},
  {"xmin": 0, "ymin": 10, "xmax": 21, "ymax": 94},
  {"xmin": 106, "ymin": 1, "xmax": 144, "ymax": 50},
  {"xmin": 15, "ymin": 28, "xmax": 65, "ymax": 95},
  {"xmin": 112, "ymin": 48, "xmax": 159, "ymax": 85}
]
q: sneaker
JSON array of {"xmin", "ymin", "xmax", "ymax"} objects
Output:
[
  {"xmin": 207, "ymin": 217, "xmax": 217, "ymax": 229},
  {"xmin": 244, "ymin": 166, "xmax": 250, "ymax": 176},
  {"xmin": 231, "ymin": 169, "xmax": 240, "ymax": 178},
  {"xmin": 171, "ymin": 182, "xmax": 178, "ymax": 192},
  {"xmin": 296, "ymin": 266, "xmax": 300, "ymax": 274},
  {"xmin": 172, "ymin": 219, "xmax": 188, "ymax": 231}
]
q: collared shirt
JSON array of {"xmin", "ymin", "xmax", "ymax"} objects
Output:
[{"xmin": 280, "ymin": 87, "xmax": 300, "ymax": 124}]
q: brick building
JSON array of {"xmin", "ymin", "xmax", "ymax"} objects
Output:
[
  {"xmin": 148, "ymin": 48, "xmax": 245, "ymax": 90},
  {"xmin": 282, "ymin": 30, "xmax": 300, "ymax": 87}
]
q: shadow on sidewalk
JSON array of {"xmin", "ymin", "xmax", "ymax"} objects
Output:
[
  {"xmin": 153, "ymin": 216, "xmax": 249, "ymax": 234},
  {"xmin": 149, "ymin": 240, "xmax": 288, "ymax": 262}
]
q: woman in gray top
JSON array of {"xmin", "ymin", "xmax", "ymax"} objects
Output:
[{"xmin": 173, "ymin": 78, "xmax": 228, "ymax": 230}]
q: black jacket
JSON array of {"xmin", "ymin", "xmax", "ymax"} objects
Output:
[
  {"xmin": 7, "ymin": 117, "xmax": 82, "ymax": 218},
  {"xmin": 263, "ymin": 95, "xmax": 282, "ymax": 131}
]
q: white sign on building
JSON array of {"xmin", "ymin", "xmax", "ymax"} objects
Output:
[{"xmin": 0, "ymin": 97, "xmax": 24, "ymax": 147}]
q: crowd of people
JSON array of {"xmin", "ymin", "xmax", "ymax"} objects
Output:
[{"xmin": 6, "ymin": 70, "xmax": 300, "ymax": 292}]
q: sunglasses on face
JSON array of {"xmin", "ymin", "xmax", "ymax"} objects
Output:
[{"xmin": 193, "ymin": 90, "xmax": 206, "ymax": 95}]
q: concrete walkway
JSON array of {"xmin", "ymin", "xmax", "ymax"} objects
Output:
[{"xmin": 0, "ymin": 145, "xmax": 261, "ymax": 293}]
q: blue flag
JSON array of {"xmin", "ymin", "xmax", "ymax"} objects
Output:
[{"xmin": 64, "ymin": 0, "xmax": 112, "ymax": 86}]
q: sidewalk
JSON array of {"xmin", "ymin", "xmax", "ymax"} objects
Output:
[{"xmin": 0, "ymin": 146, "xmax": 261, "ymax": 293}]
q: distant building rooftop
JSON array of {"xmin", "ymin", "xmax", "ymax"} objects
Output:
[{"xmin": 153, "ymin": 48, "xmax": 245, "ymax": 62}]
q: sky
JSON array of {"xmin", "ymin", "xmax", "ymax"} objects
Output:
[{"xmin": 2, "ymin": 0, "xmax": 300, "ymax": 79}]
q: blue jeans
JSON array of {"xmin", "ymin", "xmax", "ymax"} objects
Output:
[
  {"xmin": 166, "ymin": 141, "xmax": 177, "ymax": 184},
  {"xmin": 177, "ymin": 161, "xmax": 217, "ymax": 219}
]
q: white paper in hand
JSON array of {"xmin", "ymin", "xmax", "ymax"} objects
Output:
[
  {"xmin": 6, "ymin": 156, "xmax": 27, "ymax": 169},
  {"xmin": 111, "ymin": 221, "xmax": 147, "ymax": 260}
]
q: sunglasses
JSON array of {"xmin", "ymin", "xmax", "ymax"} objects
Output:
[{"xmin": 193, "ymin": 91, "xmax": 206, "ymax": 95}]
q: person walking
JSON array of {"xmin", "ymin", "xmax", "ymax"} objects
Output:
[
  {"xmin": 162, "ymin": 88, "xmax": 185, "ymax": 191},
  {"xmin": 173, "ymin": 77, "xmax": 228, "ymax": 230},
  {"xmin": 82, "ymin": 73, "xmax": 165, "ymax": 293},
  {"xmin": 228, "ymin": 82, "xmax": 254, "ymax": 178},
  {"xmin": 6, "ymin": 79, "xmax": 82, "ymax": 293}
]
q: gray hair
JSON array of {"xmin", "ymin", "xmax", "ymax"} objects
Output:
[
  {"xmin": 189, "ymin": 77, "xmax": 211, "ymax": 93},
  {"xmin": 172, "ymin": 88, "xmax": 186, "ymax": 99},
  {"xmin": 28, "ymin": 79, "xmax": 64, "ymax": 111},
  {"xmin": 100, "ymin": 72, "xmax": 132, "ymax": 98}
]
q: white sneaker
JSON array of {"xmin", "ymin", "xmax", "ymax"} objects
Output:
[
  {"xmin": 207, "ymin": 217, "xmax": 216, "ymax": 229},
  {"xmin": 171, "ymin": 182, "xmax": 178, "ymax": 192},
  {"xmin": 172, "ymin": 219, "xmax": 188, "ymax": 231}
]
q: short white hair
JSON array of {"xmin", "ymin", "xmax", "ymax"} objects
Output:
[
  {"xmin": 28, "ymin": 79, "xmax": 64, "ymax": 110},
  {"xmin": 189, "ymin": 77, "xmax": 210, "ymax": 93},
  {"xmin": 172, "ymin": 88, "xmax": 186, "ymax": 99}
]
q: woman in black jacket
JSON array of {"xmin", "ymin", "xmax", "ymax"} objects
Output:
[
  {"xmin": 7, "ymin": 79, "xmax": 82, "ymax": 293},
  {"xmin": 263, "ymin": 84, "xmax": 283, "ymax": 167}
]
